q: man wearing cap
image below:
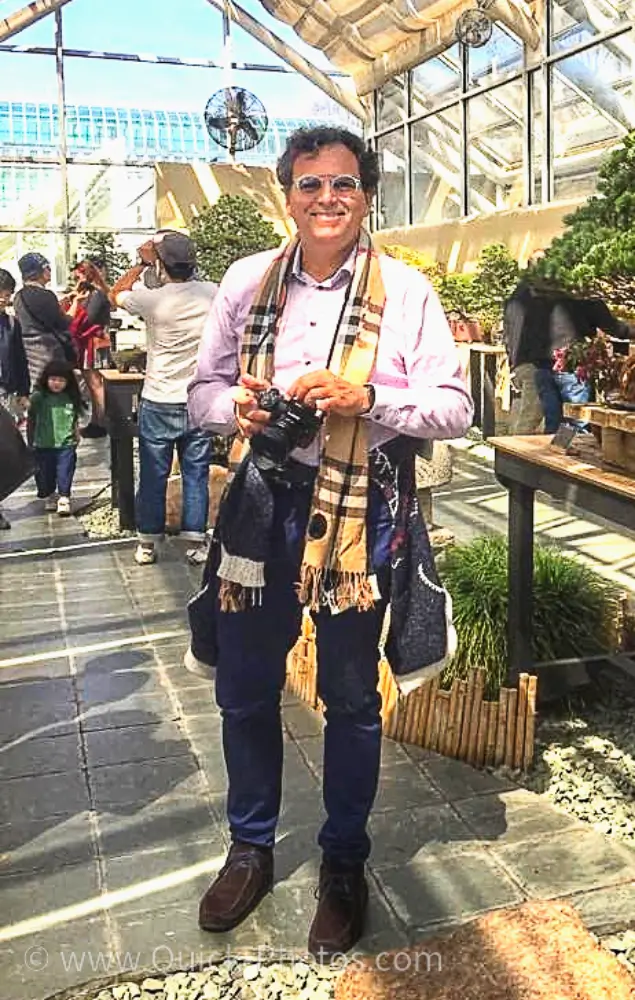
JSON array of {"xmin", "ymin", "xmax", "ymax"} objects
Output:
[
  {"xmin": 112, "ymin": 232, "xmax": 217, "ymax": 566},
  {"xmin": 13, "ymin": 253, "xmax": 80, "ymax": 384}
]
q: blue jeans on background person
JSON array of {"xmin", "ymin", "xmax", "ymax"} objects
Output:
[
  {"xmin": 534, "ymin": 365, "xmax": 562, "ymax": 434},
  {"xmin": 136, "ymin": 398, "xmax": 211, "ymax": 543},
  {"xmin": 553, "ymin": 372, "xmax": 592, "ymax": 431},
  {"xmin": 34, "ymin": 446, "xmax": 77, "ymax": 497}
]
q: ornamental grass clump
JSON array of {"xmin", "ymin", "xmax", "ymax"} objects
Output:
[{"xmin": 439, "ymin": 535, "xmax": 620, "ymax": 696}]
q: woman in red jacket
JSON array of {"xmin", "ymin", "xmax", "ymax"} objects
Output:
[{"xmin": 64, "ymin": 259, "xmax": 112, "ymax": 439}]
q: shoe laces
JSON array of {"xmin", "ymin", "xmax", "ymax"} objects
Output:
[{"xmin": 314, "ymin": 869, "xmax": 359, "ymax": 902}]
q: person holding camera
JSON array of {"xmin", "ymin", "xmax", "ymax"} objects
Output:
[
  {"xmin": 187, "ymin": 127, "xmax": 472, "ymax": 959},
  {"xmin": 112, "ymin": 232, "xmax": 217, "ymax": 566},
  {"xmin": 65, "ymin": 259, "xmax": 112, "ymax": 439}
]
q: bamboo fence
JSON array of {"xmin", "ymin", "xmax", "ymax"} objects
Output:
[{"xmin": 286, "ymin": 615, "xmax": 538, "ymax": 772}]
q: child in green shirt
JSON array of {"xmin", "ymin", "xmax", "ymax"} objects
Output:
[{"xmin": 28, "ymin": 360, "xmax": 87, "ymax": 516}]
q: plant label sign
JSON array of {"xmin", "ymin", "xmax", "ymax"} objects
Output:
[{"xmin": 550, "ymin": 424, "xmax": 578, "ymax": 452}]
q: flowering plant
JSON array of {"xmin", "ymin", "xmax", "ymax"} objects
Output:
[{"xmin": 552, "ymin": 334, "xmax": 623, "ymax": 398}]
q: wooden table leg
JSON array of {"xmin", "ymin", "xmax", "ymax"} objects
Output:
[
  {"xmin": 507, "ymin": 480, "xmax": 535, "ymax": 683},
  {"xmin": 116, "ymin": 435, "xmax": 135, "ymax": 531}
]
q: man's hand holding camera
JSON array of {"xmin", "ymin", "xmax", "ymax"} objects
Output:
[
  {"xmin": 234, "ymin": 370, "xmax": 371, "ymax": 441},
  {"xmin": 233, "ymin": 373, "xmax": 273, "ymax": 439},
  {"xmin": 287, "ymin": 369, "xmax": 372, "ymax": 417}
]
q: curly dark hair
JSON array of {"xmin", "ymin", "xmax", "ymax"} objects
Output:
[
  {"xmin": 276, "ymin": 127, "xmax": 379, "ymax": 194},
  {"xmin": 37, "ymin": 360, "xmax": 87, "ymax": 416}
]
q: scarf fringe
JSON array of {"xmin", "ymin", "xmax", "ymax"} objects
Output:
[
  {"xmin": 298, "ymin": 564, "xmax": 376, "ymax": 613},
  {"xmin": 218, "ymin": 581, "xmax": 264, "ymax": 612}
]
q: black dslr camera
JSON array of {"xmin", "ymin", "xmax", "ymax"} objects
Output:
[{"xmin": 250, "ymin": 387, "xmax": 323, "ymax": 472}]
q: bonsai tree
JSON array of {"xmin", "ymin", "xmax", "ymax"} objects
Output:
[
  {"xmin": 190, "ymin": 194, "xmax": 282, "ymax": 284},
  {"xmin": 471, "ymin": 242, "xmax": 520, "ymax": 335},
  {"xmin": 72, "ymin": 232, "xmax": 132, "ymax": 283},
  {"xmin": 535, "ymin": 131, "xmax": 635, "ymax": 314}
]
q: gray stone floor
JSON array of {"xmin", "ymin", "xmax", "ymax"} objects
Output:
[{"xmin": 2, "ymin": 441, "xmax": 635, "ymax": 1000}]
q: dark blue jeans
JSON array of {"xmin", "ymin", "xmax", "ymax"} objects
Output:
[
  {"xmin": 34, "ymin": 446, "xmax": 77, "ymax": 497},
  {"xmin": 136, "ymin": 399, "xmax": 211, "ymax": 542},
  {"xmin": 214, "ymin": 478, "xmax": 392, "ymax": 866}
]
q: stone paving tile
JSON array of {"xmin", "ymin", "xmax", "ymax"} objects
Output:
[
  {"xmin": 572, "ymin": 881, "xmax": 635, "ymax": 934},
  {"xmin": 97, "ymin": 796, "xmax": 225, "ymax": 857},
  {"xmin": 0, "ymin": 859, "xmax": 102, "ymax": 926},
  {"xmin": 78, "ymin": 665, "xmax": 169, "ymax": 706},
  {"xmin": 495, "ymin": 826, "xmax": 635, "ymax": 898},
  {"xmin": 368, "ymin": 803, "xmax": 476, "ymax": 870},
  {"xmin": 0, "ymin": 916, "xmax": 112, "ymax": 1000},
  {"xmin": 89, "ymin": 756, "xmax": 206, "ymax": 811},
  {"xmin": 374, "ymin": 850, "xmax": 524, "ymax": 931},
  {"xmin": 172, "ymin": 685, "xmax": 221, "ymax": 719},
  {"xmin": 282, "ymin": 703, "xmax": 325, "ymax": 740},
  {"xmin": 0, "ymin": 768, "xmax": 90, "ymax": 823},
  {"xmin": 0, "ymin": 812, "xmax": 95, "ymax": 875},
  {"xmin": 85, "ymin": 720, "xmax": 195, "ymax": 768},
  {"xmin": 420, "ymin": 752, "xmax": 516, "ymax": 801},
  {"xmin": 0, "ymin": 732, "xmax": 81, "ymax": 779},
  {"xmin": 102, "ymin": 835, "xmax": 231, "ymax": 915},
  {"xmin": 374, "ymin": 755, "xmax": 443, "ymax": 814},
  {"xmin": 452, "ymin": 787, "xmax": 583, "ymax": 846},
  {"xmin": 80, "ymin": 692, "xmax": 179, "ymax": 732}
]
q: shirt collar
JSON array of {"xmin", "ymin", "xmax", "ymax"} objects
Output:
[{"xmin": 291, "ymin": 243, "xmax": 356, "ymax": 289}]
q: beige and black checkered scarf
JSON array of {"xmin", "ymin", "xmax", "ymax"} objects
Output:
[{"xmin": 218, "ymin": 229, "xmax": 386, "ymax": 613}]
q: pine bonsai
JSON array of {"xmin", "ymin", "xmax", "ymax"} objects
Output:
[
  {"xmin": 190, "ymin": 194, "xmax": 282, "ymax": 284},
  {"xmin": 72, "ymin": 232, "xmax": 132, "ymax": 283},
  {"xmin": 535, "ymin": 131, "xmax": 635, "ymax": 313}
]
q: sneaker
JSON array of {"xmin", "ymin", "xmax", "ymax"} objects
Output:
[
  {"xmin": 0, "ymin": 511, "xmax": 10, "ymax": 530},
  {"xmin": 57, "ymin": 496, "xmax": 71, "ymax": 517},
  {"xmin": 186, "ymin": 543, "xmax": 209, "ymax": 567},
  {"xmin": 134, "ymin": 542, "xmax": 157, "ymax": 565},
  {"xmin": 43, "ymin": 494, "xmax": 58, "ymax": 512},
  {"xmin": 184, "ymin": 646, "xmax": 216, "ymax": 681}
]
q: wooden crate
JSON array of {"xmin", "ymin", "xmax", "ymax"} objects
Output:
[
  {"xmin": 286, "ymin": 615, "xmax": 538, "ymax": 772},
  {"xmin": 564, "ymin": 403, "xmax": 635, "ymax": 476}
]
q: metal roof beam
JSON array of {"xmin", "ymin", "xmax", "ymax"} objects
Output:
[
  {"xmin": 0, "ymin": 0, "xmax": 75, "ymax": 42},
  {"xmin": 202, "ymin": 0, "xmax": 369, "ymax": 122}
]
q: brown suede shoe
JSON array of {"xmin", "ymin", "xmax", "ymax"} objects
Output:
[
  {"xmin": 199, "ymin": 841, "xmax": 274, "ymax": 932},
  {"xmin": 308, "ymin": 861, "xmax": 368, "ymax": 961}
]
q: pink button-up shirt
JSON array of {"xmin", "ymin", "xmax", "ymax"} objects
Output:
[{"xmin": 188, "ymin": 246, "xmax": 473, "ymax": 464}]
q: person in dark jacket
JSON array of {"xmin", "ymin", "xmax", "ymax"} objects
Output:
[
  {"xmin": 13, "ymin": 253, "xmax": 85, "ymax": 385},
  {"xmin": 503, "ymin": 279, "xmax": 560, "ymax": 433},
  {"xmin": 0, "ymin": 268, "xmax": 30, "ymax": 529}
]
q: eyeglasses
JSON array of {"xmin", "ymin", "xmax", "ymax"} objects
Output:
[{"xmin": 293, "ymin": 174, "xmax": 363, "ymax": 196}]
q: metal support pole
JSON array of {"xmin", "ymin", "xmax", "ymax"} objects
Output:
[
  {"xmin": 55, "ymin": 8, "xmax": 71, "ymax": 281},
  {"xmin": 507, "ymin": 480, "xmax": 535, "ymax": 683}
]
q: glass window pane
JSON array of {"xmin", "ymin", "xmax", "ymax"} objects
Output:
[
  {"xmin": 468, "ymin": 80, "xmax": 524, "ymax": 212},
  {"xmin": 377, "ymin": 129, "xmax": 406, "ymax": 229},
  {"xmin": 552, "ymin": 0, "xmax": 635, "ymax": 52},
  {"xmin": 66, "ymin": 164, "xmax": 155, "ymax": 229},
  {"xmin": 411, "ymin": 108, "xmax": 462, "ymax": 224},
  {"xmin": 376, "ymin": 76, "xmax": 407, "ymax": 130},
  {"xmin": 529, "ymin": 71, "xmax": 544, "ymax": 204},
  {"xmin": 552, "ymin": 42, "xmax": 635, "ymax": 200},
  {"xmin": 410, "ymin": 45, "xmax": 461, "ymax": 116},
  {"xmin": 469, "ymin": 24, "xmax": 523, "ymax": 88}
]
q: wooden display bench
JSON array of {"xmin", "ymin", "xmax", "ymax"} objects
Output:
[
  {"xmin": 564, "ymin": 403, "xmax": 635, "ymax": 475},
  {"xmin": 286, "ymin": 615, "xmax": 538, "ymax": 772}
]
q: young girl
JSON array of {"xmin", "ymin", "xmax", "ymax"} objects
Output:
[{"xmin": 28, "ymin": 361, "xmax": 86, "ymax": 516}]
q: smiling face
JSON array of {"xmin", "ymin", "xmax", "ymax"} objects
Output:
[{"xmin": 285, "ymin": 143, "xmax": 372, "ymax": 262}]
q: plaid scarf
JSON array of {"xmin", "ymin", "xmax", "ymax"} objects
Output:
[{"xmin": 217, "ymin": 229, "xmax": 386, "ymax": 613}]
